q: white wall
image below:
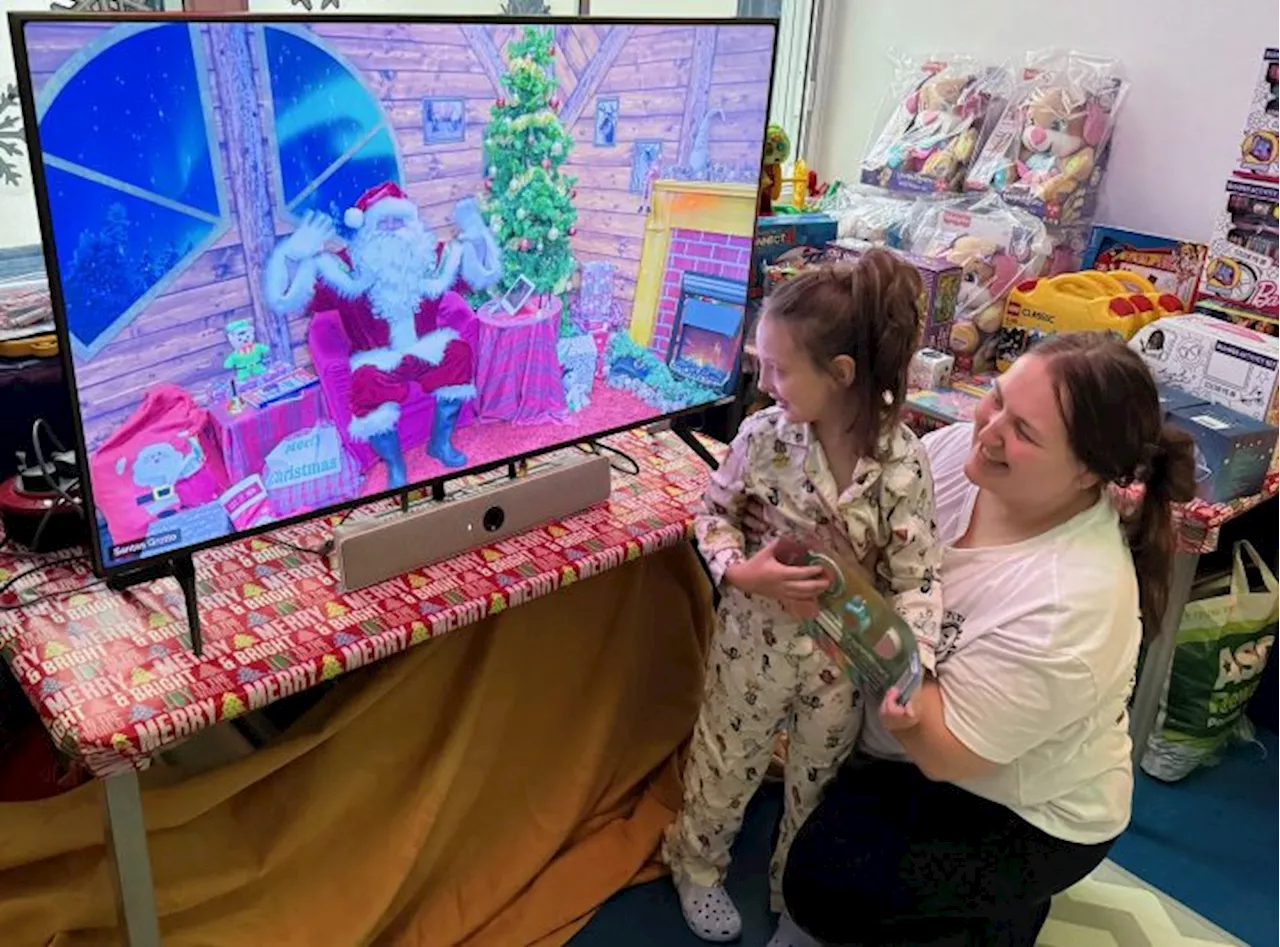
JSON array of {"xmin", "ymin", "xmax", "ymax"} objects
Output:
[{"xmin": 811, "ymin": 0, "xmax": 1279, "ymax": 242}]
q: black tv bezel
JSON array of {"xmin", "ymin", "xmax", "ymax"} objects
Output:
[{"xmin": 7, "ymin": 10, "xmax": 780, "ymax": 580}]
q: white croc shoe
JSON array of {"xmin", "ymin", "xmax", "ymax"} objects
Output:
[{"xmin": 676, "ymin": 881, "xmax": 743, "ymax": 943}]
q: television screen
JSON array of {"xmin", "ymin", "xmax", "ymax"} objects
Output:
[{"xmin": 10, "ymin": 14, "xmax": 776, "ymax": 573}]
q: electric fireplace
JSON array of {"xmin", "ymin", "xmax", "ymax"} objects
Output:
[{"xmin": 666, "ymin": 272, "xmax": 746, "ymax": 395}]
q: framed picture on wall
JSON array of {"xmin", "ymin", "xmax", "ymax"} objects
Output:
[
  {"xmin": 629, "ymin": 140, "xmax": 661, "ymax": 194},
  {"xmin": 594, "ymin": 97, "xmax": 618, "ymax": 147},
  {"xmin": 423, "ymin": 96, "xmax": 465, "ymax": 144}
]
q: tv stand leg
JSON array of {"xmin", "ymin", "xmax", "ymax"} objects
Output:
[
  {"xmin": 671, "ymin": 420, "xmax": 719, "ymax": 470},
  {"xmin": 431, "ymin": 482, "xmax": 445, "ymax": 503},
  {"xmin": 400, "ymin": 491, "xmax": 410, "ymax": 514},
  {"xmin": 172, "ymin": 555, "xmax": 202, "ymax": 658}
]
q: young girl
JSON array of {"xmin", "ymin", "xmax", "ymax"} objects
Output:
[{"xmin": 662, "ymin": 250, "xmax": 944, "ymax": 946}]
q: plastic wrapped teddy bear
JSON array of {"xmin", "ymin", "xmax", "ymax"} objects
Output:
[
  {"xmin": 943, "ymin": 236, "xmax": 1020, "ymax": 372},
  {"xmin": 966, "ymin": 51, "xmax": 1128, "ymax": 220},
  {"xmin": 884, "ymin": 72, "xmax": 982, "ymax": 183},
  {"xmin": 1000, "ymin": 84, "xmax": 1106, "ymax": 204}
]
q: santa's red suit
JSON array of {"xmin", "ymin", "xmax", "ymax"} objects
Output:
[{"xmin": 310, "ymin": 270, "xmax": 475, "ymax": 442}]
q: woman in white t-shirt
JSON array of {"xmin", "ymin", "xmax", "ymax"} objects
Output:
[{"xmin": 779, "ymin": 333, "xmax": 1197, "ymax": 946}]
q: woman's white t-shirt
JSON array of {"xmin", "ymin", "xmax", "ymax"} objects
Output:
[{"xmin": 862, "ymin": 422, "xmax": 1141, "ymax": 844}]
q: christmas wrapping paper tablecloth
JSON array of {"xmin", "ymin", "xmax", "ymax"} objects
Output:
[
  {"xmin": 0, "ymin": 429, "xmax": 716, "ymax": 778},
  {"xmin": 905, "ymin": 384, "xmax": 1279, "ymax": 555}
]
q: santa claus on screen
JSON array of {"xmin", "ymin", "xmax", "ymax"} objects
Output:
[{"xmin": 263, "ymin": 182, "xmax": 503, "ymax": 489}]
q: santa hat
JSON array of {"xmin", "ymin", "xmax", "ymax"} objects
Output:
[{"xmin": 344, "ymin": 181, "xmax": 409, "ymax": 230}]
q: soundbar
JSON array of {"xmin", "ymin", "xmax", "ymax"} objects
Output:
[{"xmin": 334, "ymin": 452, "xmax": 613, "ymax": 592}]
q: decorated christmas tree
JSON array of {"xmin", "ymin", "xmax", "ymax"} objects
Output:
[{"xmin": 479, "ymin": 26, "xmax": 578, "ymax": 322}]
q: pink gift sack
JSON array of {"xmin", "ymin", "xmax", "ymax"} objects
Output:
[{"xmin": 90, "ymin": 384, "xmax": 229, "ymax": 546}]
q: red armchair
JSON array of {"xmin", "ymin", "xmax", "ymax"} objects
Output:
[{"xmin": 307, "ymin": 298, "xmax": 479, "ymax": 472}]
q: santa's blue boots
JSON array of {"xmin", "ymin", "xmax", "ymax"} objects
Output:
[
  {"xmin": 368, "ymin": 430, "xmax": 408, "ymax": 489},
  {"xmin": 427, "ymin": 397, "xmax": 467, "ymax": 468}
]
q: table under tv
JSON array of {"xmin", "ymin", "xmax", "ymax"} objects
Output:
[{"xmin": 0, "ymin": 427, "xmax": 723, "ymax": 947}]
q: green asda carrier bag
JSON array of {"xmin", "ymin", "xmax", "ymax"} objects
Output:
[{"xmin": 1142, "ymin": 542, "xmax": 1278, "ymax": 782}]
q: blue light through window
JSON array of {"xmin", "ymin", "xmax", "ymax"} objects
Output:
[
  {"xmin": 262, "ymin": 26, "xmax": 401, "ymax": 226},
  {"xmin": 37, "ymin": 23, "xmax": 223, "ymax": 356}
]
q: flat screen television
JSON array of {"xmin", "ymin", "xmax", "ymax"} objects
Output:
[{"xmin": 8, "ymin": 13, "xmax": 777, "ymax": 576}]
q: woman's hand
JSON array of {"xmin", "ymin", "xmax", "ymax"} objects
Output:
[
  {"xmin": 879, "ymin": 687, "xmax": 921, "ymax": 732},
  {"xmin": 725, "ymin": 538, "xmax": 830, "ymax": 605}
]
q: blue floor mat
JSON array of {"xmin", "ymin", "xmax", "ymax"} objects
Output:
[
  {"xmin": 570, "ymin": 783, "xmax": 783, "ymax": 947},
  {"xmin": 577, "ymin": 733, "xmax": 1277, "ymax": 947},
  {"xmin": 1111, "ymin": 728, "xmax": 1278, "ymax": 947}
]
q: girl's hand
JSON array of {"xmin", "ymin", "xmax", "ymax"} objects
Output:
[
  {"xmin": 725, "ymin": 538, "xmax": 830, "ymax": 604},
  {"xmin": 879, "ymin": 687, "xmax": 921, "ymax": 732}
]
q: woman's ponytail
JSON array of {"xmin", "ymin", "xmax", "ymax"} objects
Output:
[{"xmin": 1125, "ymin": 425, "xmax": 1197, "ymax": 641}]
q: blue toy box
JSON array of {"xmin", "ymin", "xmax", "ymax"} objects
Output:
[
  {"xmin": 750, "ymin": 213, "xmax": 838, "ymax": 300},
  {"xmin": 1156, "ymin": 384, "xmax": 1207, "ymax": 420},
  {"xmin": 1166, "ymin": 402, "xmax": 1278, "ymax": 503}
]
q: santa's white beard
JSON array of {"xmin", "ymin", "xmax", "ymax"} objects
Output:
[{"xmin": 352, "ymin": 226, "xmax": 437, "ymax": 335}]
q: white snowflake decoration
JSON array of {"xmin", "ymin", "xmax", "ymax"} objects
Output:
[
  {"xmin": 287, "ymin": 0, "xmax": 341, "ymax": 9},
  {"xmin": 0, "ymin": 84, "xmax": 25, "ymax": 189}
]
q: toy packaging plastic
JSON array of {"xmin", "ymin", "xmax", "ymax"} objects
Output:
[
  {"xmin": 1082, "ymin": 225, "xmax": 1207, "ymax": 310},
  {"xmin": 1194, "ymin": 298, "xmax": 1279, "ymax": 337},
  {"xmin": 966, "ymin": 49, "xmax": 1128, "ymax": 224},
  {"xmin": 861, "ymin": 53, "xmax": 1012, "ymax": 195},
  {"xmin": 903, "ymin": 193, "xmax": 1051, "ymax": 371},
  {"xmin": 1235, "ymin": 47, "xmax": 1278, "ymax": 182},
  {"xmin": 1198, "ymin": 179, "xmax": 1279, "ymax": 316},
  {"xmin": 823, "ymin": 184, "xmax": 921, "ymax": 247},
  {"xmin": 774, "ymin": 534, "xmax": 923, "ymax": 705}
]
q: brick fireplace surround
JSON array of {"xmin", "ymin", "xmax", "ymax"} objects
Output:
[
  {"xmin": 653, "ymin": 230, "xmax": 752, "ymax": 355},
  {"xmin": 630, "ymin": 180, "xmax": 757, "ymax": 353}
]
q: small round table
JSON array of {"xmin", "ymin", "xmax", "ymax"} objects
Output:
[{"xmin": 474, "ymin": 297, "xmax": 568, "ymax": 425}]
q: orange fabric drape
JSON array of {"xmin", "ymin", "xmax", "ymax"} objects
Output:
[{"xmin": 0, "ymin": 544, "xmax": 712, "ymax": 947}]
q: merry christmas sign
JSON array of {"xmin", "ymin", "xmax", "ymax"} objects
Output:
[{"xmin": 263, "ymin": 424, "xmax": 359, "ymax": 517}]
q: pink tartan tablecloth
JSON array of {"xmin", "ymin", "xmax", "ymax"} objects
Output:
[
  {"xmin": 474, "ymin": 300, "xmax": 567, "ymax": 425},
  {"xmin": 0, "ymin": 429, "xmax": 716, "ymax": 777},
  {"xmin": 208, "ymin": 384, "xmax": 328, "ymax": 484}
]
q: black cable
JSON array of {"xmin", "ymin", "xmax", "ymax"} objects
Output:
[
  {"xmin": 31, "ymin": 418, "xmax": 80, "ymax": 513},
  {"xmin": 0, "ymin": 579, "xmax": 105, "ymax": 612},
  {"xmin": 579, "ymin": 440, "xmax": 640, "ymax": 476},
  {"xmin": 260, "ymin": 534, "xmax": 334, "ymax": 559},
  {"xmin": 0, "ymin": 553, "xmax": 88, "ymax": 600},
  {"xmin": 26, "ymin": 418, "xmax": 84, "ymax": 553}
]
